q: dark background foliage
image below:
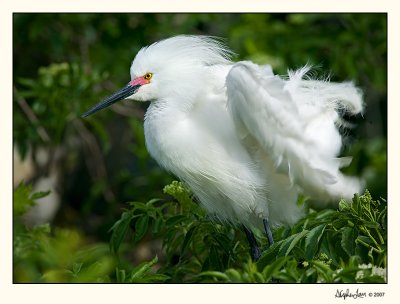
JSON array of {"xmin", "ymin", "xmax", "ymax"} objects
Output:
[{"xmin": 13, "ymin": 13, "xmax": 387, "ymax": 282}]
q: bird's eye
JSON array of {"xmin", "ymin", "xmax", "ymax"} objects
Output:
[{"xmin": 144, "ymin": 73, "xmax": 153, "ymax": 80}]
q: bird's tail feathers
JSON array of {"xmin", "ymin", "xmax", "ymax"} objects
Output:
[
  {"xmin": 282, "ymin": 143, "xmax": 363, "ymax": 205},
  {"xmin": 286, "ymin": 65, "xmax": 364, "ymax": 117},
  {"xmin": 227, "ymin": 61, "xmax": 364, "ymax": 208},
  {"xmin": 269, "ymin": 64, "xmax": 365, "ymax": 202}
]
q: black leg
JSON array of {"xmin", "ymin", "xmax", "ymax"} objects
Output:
[
  {"xmin": 263, "ymin": 218, "xmax": 274, "ymax": 246},
  {"xmin": 263, "ymin": 218, "xmax": 278, "ymax": 283},
  {"xmin": 242, "ymin": 225, "xmax": 261, "ymax": 261}
]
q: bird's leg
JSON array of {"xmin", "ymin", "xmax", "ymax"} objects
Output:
[
  {"xmin": 242, "ymin": 225, "xmax": 261, "ymax": 261},
  {"xmin": 263, "ymin": 219, "xmax": 278, "ymax": 283},
  {"xmin": 263, "ymin": 218, "xmax": 274, "ymax": 246}
]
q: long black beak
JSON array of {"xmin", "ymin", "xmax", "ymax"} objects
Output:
[{"xmin": 82, "ymin": 83, "xmax": 140, "ymax": 117}]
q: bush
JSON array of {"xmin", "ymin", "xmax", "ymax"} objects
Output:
[
  {"xmin": 13, "ymin": 13, "xmax": 387, "ymax": 283},
  {"xmin": 14, "ymin": 182, "xmax": 386, "ymax": 283}
]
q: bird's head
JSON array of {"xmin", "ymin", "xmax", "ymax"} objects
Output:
[{"xmin": 82, "ymin": 35, "xmax": 233, "ymax": 117}]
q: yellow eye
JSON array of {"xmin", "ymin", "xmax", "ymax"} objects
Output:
[{"xmin": 144, "ymin": 73, "xmax": 153, "ymax": 80}]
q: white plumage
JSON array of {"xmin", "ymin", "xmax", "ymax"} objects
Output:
[{"xmin": 84, "ymin": 35, "xmax": 364, "ymax": 231}]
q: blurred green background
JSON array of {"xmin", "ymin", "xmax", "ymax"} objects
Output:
[{"xmin": 13, "ymin": 13, "xmax": 387, "ymax": 282}]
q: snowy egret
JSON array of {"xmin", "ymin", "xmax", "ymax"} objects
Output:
[{"xmin": 83, "ymin": 35, "xmax": 364, "ymax": 260}]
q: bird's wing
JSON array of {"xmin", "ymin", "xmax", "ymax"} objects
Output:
[{"xmin": 226, "ymin": 61, "xmax": 364, "ymax": 203}]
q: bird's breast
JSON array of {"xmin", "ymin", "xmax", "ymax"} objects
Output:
[
  {"xmin": 143, "ymin": 98, "xmax": 249, "ymax": 177},
  {"xmin": 143, "ymin": 104, "xmax": 198, "ymax": 173}
]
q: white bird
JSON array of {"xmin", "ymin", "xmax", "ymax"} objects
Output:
[{"xmin": 83, "ymin": 35, "xmax": 364, "ymax": 260}]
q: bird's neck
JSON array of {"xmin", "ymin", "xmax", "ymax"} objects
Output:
[
  {"xmin": 145, "ymin": 99, "xmax": 188, "ymax": 123},
  {"xmin": 143, "ymin": 64, "xmax": 232, "ymax": 166},
  {"xmin": 142, "ymin": 100, "xmax": 188, "ymax": 171}
]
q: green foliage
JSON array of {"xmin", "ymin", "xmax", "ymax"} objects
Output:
[
  {"xmin": 198, "ymin": 189, "xmax": 387, "ymax": 283},
  {"xmin": 107, "ymin": 182, "xmax": 386, "ymax": 283},
  {"xmin": 14, "ymin": 179, "xmax": 386, "ymax": 283},
  {"xmin": 108, "ymin": 181, "xmax": 247, "ymax": 282},
  {"xmin": 115, "ymin": 256, "xmax": 169, "ymax": 283},
  {"xmin": 13, "ymin": 184, "xmax": 165, "ymax": 283},
  {"xmin": 15, "ymin": 62, "xmax": 106, "ymax": 157},
  {"xmin": 14, "ymin": 185, "xmax": 116, "ymax": 283},
  {"xmin": 14, "ymin": 183, "xmax": 50, "ymax": 216},
  {"xmin": 13, "ymin": 14, "xmax": 387, "ymax": 283}
]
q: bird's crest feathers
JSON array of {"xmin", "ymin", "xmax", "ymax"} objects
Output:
[{"xmin": 132, "ymin": 35, "xmax": 234, "ymax": 74}]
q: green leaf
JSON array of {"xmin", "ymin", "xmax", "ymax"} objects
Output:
[
  {"xmin": 199, "ymin": 271, "xmax": 229, "ymax": 282},
  {"xmin": 278, "ymin": 229, "xmax": 309, "ymax": 257},
  {"xmin": 311, "ymin": 260, "xmax": 333, "ymax": 283},
  {"xmin": 315, "ymin": 209, "xmax": 337, "ymax": 220},
  {"xmin": 257, "ymin": 240, "xmax": 282, "ymax": 269},
  {"xmin": 305, "ymin": 224, "xmax": 326, "ymax": 260},
  {"xmin": 165, "ymin": 215, "xmax": 187, "ymax": 227},
  {"xmin": 31, "ymin": 190, "xmax": 51, "ymax": 200},
  {"xmin": 282, "ymin": 259, "xmax": 300, "ymax": 282},
  {"xmin": 253, "ymin": 271, "xmax": 265, "ymax": 283},
  {"xmin": 14, "ymin": 183, "xmax": 35, "ymax": 216},
  {"xmin": 14, "ymin": 183, "xmax": 50, "ymax": 217},
  {"xmin": 115, "ymin": 268, "xmax": 126, "ymax": 283},
  {"xmin": 129, "ymin": 256, "xmax": 158, "ymax": 282},
  {"xmin": 213, "ymin": 232, "xmax": 233, "ymax": 257},
  {"xmin": 339, "ymin": 199, "xmax": 350, "ymax": 211},
  {"xmin": 208, "ymin": 245, "xmax": 224, "ymax": 271},
  {"xmin": 133, "ymin": 215, "xmax": 149, "ymax": 243},
  {"xmin": 18, "ymin": 77, "xmax": 36, "ymax": 87},
  {"xmin": 152, "ymin": 217, "xmax": 164, "ymax": 235},
  {"xmin": 180, "ymin": 225, "xmax": 197, "ymax": 257},
  {"xmin": 341, "ymin": 227, "xmax": 357, "ymax": 256},
  {"xmin": 225, "ymin": 269, "xmax": 243, "ymax": 282},
  {"xmin": 359, "ymin": 275, "xmax": 386, "ymax": 283},
  {"xmin": 319, "ymin": 231, "xmax": 340, "ymax": 265},
  {"xmin": 71, "ymin": 258, "xmax": 115, "ymax": 283},
  {"xmin": 109, "ymin": 211, "xmax": 134, "ymax": 254},
  {"xmin": 356, "ymin": 235, "xmax": 374, "ymax": 247},
  {"xmin": 136, "ymin": 273, "xmax": 170, "ymax": 283},
  {"xmin": 261, "ymin": 256, "xmax": 289, "ymax": 281},
  {"xmin": 334, "ymin": 267, "xmax": 358, "ymax": 283},
  {"xmin": 72, "ymin": 262, "xmax": 83, "ymax": 275},
  {"xmin": 146, "ymin": 198, "xmax": 163, "ymax": 206}
]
